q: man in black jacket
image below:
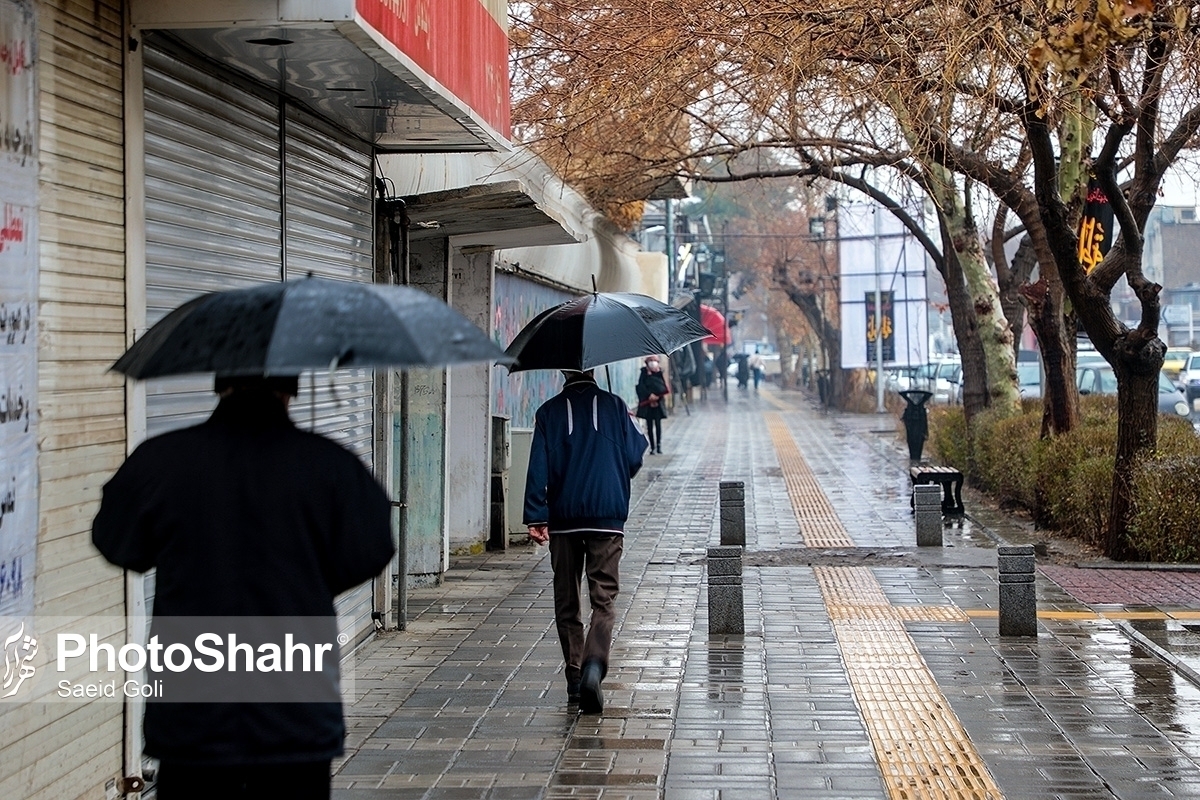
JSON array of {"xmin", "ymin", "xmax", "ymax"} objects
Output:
[
  {"xmin": 92, "ymin": 375, "xmax": 394, "ymax": 800},
  {"xmin": 524, "ymin": 369, "xmax": 647, "ymax": 714}
]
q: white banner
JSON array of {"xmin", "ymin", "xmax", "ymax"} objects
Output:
[{"xmin": 0, "ymin": 0, "xmax": 37, "ymax": 621}]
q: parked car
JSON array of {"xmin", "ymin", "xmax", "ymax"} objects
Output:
[
  {"xmin": 1017, "ymin": 360, "xmax": 1042, "ymax": 399},
  {"xmin": 1179, "ymin": 352, "xmax": 1200, "ymax": 410},
  {"xmin": 1076, "ymin": 364, "xmax": 1191, "ymax": 418},
  {"xmin": 1164, "ymin": 347, "xmax": 1193, "ymax": 380}
]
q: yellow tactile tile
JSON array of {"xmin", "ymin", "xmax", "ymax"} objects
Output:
[
  {"xmin": 765, "ymin": 410, "xmax": 1004, "ymax": 799},
  {"xmin": 816, "ymin": 567, "xmax": 1005, "ymax": 800},
  {"xmin": 765, "ymin": 412, "xmax": 855, "ymax": 548}
]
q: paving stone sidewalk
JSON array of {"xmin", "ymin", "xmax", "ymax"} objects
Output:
[{"xmin": 334, "ymin": 386, "xmax": 1200, "ymax": 799}]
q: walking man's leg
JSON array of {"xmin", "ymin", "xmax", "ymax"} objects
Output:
[
  {"xmin": 550, "ymin": 535, "xmax": 587, "ymax": 702},
  {"xmin": 580, "ymin": 533, "xmax": 623, "ymax": 713},
  {"xmin": 646, "ymin": 418, "xmax": 657, "ymax": 452}
]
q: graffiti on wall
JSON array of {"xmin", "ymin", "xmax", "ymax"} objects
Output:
[{"xmin": 491, "ymin": 273, "xmax": 575, "ymax": 429}]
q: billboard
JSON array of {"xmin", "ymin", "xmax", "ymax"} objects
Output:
[{"xmin": 838, "ymin": 203, "xmax": 929, "ymax": 369}]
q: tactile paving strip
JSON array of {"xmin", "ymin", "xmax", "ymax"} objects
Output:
[
  {"xmin": 816, "ymin": 567, "xmax": 1004, "ymax": 800},
  {"xmin": 764, "ymin": 408, "xmax": 1003, "ymax": 799},
  {"xmin": 765, "ymin": 412, "xmax": 855, "ymax": 548}
]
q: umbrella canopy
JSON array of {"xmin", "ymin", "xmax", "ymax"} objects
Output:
[
  {"xmin": 112, "ymin": 277, "xmax": 511, "ymax": 379},
  {"xmin": 504, "ymin": 292, "xmax": 711, "ymax": 373},
  {"xmin": 699, "ymin": 304, "xmax": 733, "ymax": 346}
]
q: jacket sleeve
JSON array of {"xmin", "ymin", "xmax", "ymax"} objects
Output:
[
  {"xmin": 325, "ymin": 456, "xmax": 396, "ymax": 596},
  {"xmin": 622, "ymin": 400, "xmax": 648, "ymax": 478},
  {"xmin": 91, "ymin": 447, "xmax": 160, "ymax": 573},
  {"xmin": 635, "ymin": 374, "xmax": 650, "ymax": 404},
  {"xmin": 523, "ymin": 411, "xmax": 550, "ymax": 526}
]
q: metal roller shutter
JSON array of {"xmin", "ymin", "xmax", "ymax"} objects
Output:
[
  {"xmin": 142, "ymin": 38, "xmax": 283, "ymax": 437},
  {"xmin": 141, "ymin": 38, "xmax": 380, "ymax": 647},
  {"xmin": 284, "ymin": 106, "xmax": 376, "ymax": 646}
]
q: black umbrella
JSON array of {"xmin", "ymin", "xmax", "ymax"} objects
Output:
[
  {"xmin": 504, "ymin": 292, "xmax": 711, "ymax": 372},
  {"xmin": 112, "ymin": 277, "xmax": 511, "ymax": 379}
]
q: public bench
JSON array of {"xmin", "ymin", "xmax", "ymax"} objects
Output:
[{"xmin": 909, "ymin": 465, "xmax": 965, "ymax": 516}]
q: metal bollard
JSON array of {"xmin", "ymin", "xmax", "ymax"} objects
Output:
[
  {"xmin": 719, "ymin": 481, "xmax": 746, "ymax": 546},
  {"xmin": 707, "ymin": 545, "xmax": 744, "ymax": 635},
  {"xmin": 913, "ymin": 484, "xmax": 943, "ymax": 547},
  {"xmin": 998, "ymin": 544, "xmax": 1037, "ymax": 636}
]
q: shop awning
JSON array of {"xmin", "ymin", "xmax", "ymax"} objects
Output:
[
  {"xmin": 131, "ymin": 0, "xmax": 510, "ymax": 152},
  {"xmin": 400, "ymin": 181, "xmax": 583, "ymax": 249}
]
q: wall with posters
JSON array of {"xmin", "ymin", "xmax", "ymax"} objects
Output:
[
  {"xmin": 0, "ymin": 2, "xmax": 127, "ymax": 798},
  {"xmin": 0, "ymin": 0, "xmax": 35, "ymax": 628}
]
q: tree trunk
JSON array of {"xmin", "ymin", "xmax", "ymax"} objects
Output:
[
  {"xmin": 931, "ymin": 168, "xmax": 1020, "ymax": 417},
  {"xmin": 1107, "ymin": 364, "xmax": 1158, "ymax": 560},
  {"xmin": 937, "ymin": 225, "xmax": 988, "ymax": 421},
  {"xmin": 998, "ymin": 235, "xmax": 1037, "ymax": 351}
]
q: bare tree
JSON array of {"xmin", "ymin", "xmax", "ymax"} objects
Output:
[{"xmin": 512, "ymin": 0, "xmax": 1200, "ymax": 556}]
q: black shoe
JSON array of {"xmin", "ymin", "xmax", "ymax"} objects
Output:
[
  {"xmin": 579, "ymin": 660, "xmax": 603, "ymax": 714},
  {"xmin": 656, "ymin": 448, "xmax": 662, "ymax": 454},
  {"xmin": 567, "ymin": 681, "xmax": 581, "ymax": 704}
]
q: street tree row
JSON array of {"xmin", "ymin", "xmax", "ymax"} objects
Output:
[{"xmin": 511, "ymin": 0, "xmax": 1200, "ymax": 558}]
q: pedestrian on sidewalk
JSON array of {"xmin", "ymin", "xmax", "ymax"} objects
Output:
[
  {"xmin": 92, "ymin": 375, "xmax": 395, "ymax": 800},
  {"xmin": 749, "ymin": 350, "xmax": 765, "ymax": 391},
  {"xmin": 636, "ymin": 355, "xmax": 670, "ymax": 453},
  {"xmin": 523, "ymin": 369, "xmax": 647, "ymax": 714}
]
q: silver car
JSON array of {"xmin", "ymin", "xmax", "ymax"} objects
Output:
[{"xmin": 1076, "ymin": 364, "xmax": 1190, "ymax": 418}]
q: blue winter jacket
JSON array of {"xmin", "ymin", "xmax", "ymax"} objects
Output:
[{"xmin": 523, "ymin": 375, "xmax": 648, "ymax": 533}]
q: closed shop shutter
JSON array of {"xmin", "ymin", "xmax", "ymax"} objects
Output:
[
  {"xmin": 142, "ymin": 38, "xmax": 283, "ymax": 438},
  {"xmin": 283, "ymin": 106, "xmax": 376, "ymax": 645},
  {"xmin": 141, "ymin": 38, "xmax": 379, "ymax": 646}
]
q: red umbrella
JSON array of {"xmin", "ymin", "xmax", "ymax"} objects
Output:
[{"xmin": 699, "ymin": 304, "xmax": 732, "ymax": 345}]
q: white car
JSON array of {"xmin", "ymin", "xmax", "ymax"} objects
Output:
[{"xmin": 1179, "ymin": 352, "xmax": 1200, "ymax": 410}]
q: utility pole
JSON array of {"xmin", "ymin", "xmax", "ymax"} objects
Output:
[
  {"xmin": 873, "ymin": 205, "xmax": 885, "ymax": 414},
  {"xmin": 665, "ymin": 199, "xmax": 676, "ymax": 285}
]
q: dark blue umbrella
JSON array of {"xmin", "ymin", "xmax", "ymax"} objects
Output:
[
  {"xmin": 112, "ymin": 276, "xmax": 511, "ymax": 378},
  {"xmin": 504, "ymin": 292, "xmax": 711, "ymax": 372}
]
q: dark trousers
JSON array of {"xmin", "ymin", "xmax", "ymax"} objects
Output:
[
  {"xmin": 645, "ymin": 418, "xmax": 662, "ymax": 450},
  {"xmin": 156, "ymin": 759, "xmax": 331, "ymax": 800},
  {"xmin": 549, "ymin": 533, "xmax": 622, "ymax": 684}
]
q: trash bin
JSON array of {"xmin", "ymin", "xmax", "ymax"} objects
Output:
[{"xmin": 899, "ymin": 390, "xmax": 933, "ymax": 461}]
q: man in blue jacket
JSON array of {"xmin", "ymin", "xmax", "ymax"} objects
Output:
[{"xmin": 524, "ymin": 369, "xmax": 647, "ymax": 713}]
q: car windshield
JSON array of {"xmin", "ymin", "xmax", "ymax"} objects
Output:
[
  {"xmin": 1017, "ymin": 362, "xmax": 1040, "ymax": 385},
  {"xmin": 1159, "ymin": 371, "xmax": 1179, "ymax": 394},
  {"xmin": 1186, "ymin": 354, "xmax": 1200, "ymax": 371}
]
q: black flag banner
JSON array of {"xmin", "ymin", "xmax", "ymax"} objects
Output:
[{"xmin": 1078, "ymin": 178, "xmax": 1114, "ymax": 273}]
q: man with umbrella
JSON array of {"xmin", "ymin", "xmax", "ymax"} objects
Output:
[
  {"xmin": 505, "ymin": 290, "xmax": 709, "ymax": 714},
  {"xmin": 523, "ymin": 369, "xmax": 647, "ymax": 714},
  {"xmin": 90, "ymin": 277, "xmax": 510, "ymax": 798}
]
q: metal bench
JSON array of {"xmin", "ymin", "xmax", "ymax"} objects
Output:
[{"xmin": 909, "ymin": 465, "xmax": 965, "ymax": 516}]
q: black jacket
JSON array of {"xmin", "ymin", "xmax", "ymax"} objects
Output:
[
  {"xmin": 635, "ymin": 368, "xmax": 670, "ymax": 420},
  {"xmin": 92, "ymin": 390, "xmax": 394, "ymax": 765}
]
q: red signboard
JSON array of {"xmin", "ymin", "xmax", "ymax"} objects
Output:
[{"xmin": 356, "ymin": 0, "xmax": 510, "ymax": 138}]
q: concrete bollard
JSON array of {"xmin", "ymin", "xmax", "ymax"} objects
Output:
[
  {"xmin": 708, "ymin": 545, "xmax": 744, "ymax": 635},
  {"xmin": 913, "ymin": 484, "xmax": 943, "ymax": 547},
  {"xmin": 719, "ymin": 481, "xmax": 746, "ymax": 546},
  {"xmin": 998, "ymin": 544, "xmax": 1037, "ymax": 637}
]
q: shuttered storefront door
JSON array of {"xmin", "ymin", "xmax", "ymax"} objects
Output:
[
  {"xmin": 142, "ymin": 37, "xmax": 378, "ymax": 646},
  {"xmin": 284, "ymin": 106, "xmax": 376, "ymax": 646}
]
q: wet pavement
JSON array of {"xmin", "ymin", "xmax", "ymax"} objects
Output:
[{"xmin": 334, "ymin": 385, "xmax": 1200, "ymax": 799}]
